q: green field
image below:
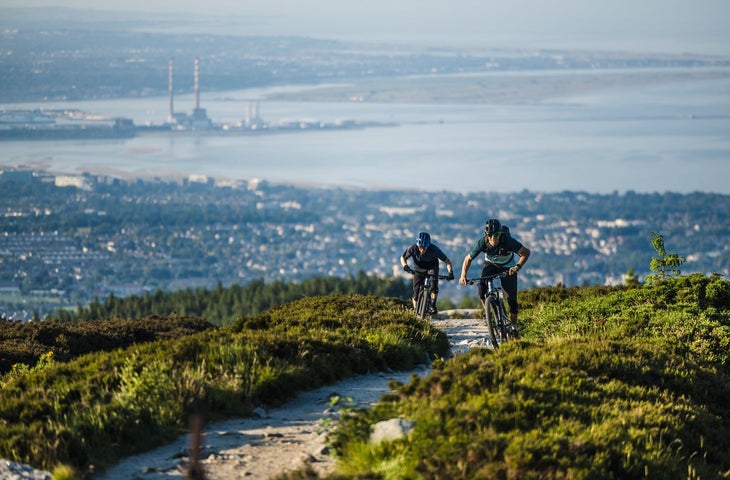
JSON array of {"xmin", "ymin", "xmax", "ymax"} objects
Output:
[{"xmin": 1, "ymin": 274, "xmax": 729, "ymax": 479}]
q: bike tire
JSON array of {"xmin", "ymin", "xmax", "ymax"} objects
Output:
[
  {"xmin": 505, "ymin": 313, "xmax": 519, "ymax": 342},
  {"xmin": 499, "ymin": 299, "xmax": 520, "ymax": 342},
  {"xmin": 415, "ymin": 287, "xmax": 429, "ymax": 319},
  {"xmin": 496, "ymin": 299, "xmax": 509, "ymax": 343},
  {"xmin": 484, "ymin": 297, "xmax": 500, "ymax": 349}
]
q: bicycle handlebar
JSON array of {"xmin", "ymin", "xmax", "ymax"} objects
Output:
[
  {"xmin": 406, "ymin": 270, "xmax": 454, "ymax": 281},
  {"xmin": 463, "ymin": 271, "xmax": 509, "ymax": 285}
]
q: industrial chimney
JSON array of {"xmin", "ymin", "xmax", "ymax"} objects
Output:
[
  {"xmin": 194, "ymin": 57, "xmax": 200, "ymax": 111},
  {"xmin": 168, "ymin": 58, "xmax": 174, "ymax": 123},
  {"xmin": 191, "ymin": 56, "xmax": 210, "ymax": 128}
]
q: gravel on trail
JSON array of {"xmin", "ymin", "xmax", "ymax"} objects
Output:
[{"xmin": 2, "ymin": 312, "xmax": 490, "ymax": 480}]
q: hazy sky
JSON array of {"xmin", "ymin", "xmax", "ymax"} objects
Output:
[{"xmin": 3, "ymin": 0, "xmax": 730, "ymax": 55}]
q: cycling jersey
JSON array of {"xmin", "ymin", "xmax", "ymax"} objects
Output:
[
  {"xmin": 402, "ymin": 243, "xmax": 449, "ymax": 270},
  {"xmin": 467, "ymin": 235, "xmax": 524, "ymax": 268}
]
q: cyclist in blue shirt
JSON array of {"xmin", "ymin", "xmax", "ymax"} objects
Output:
[
  {"xmin": 401, "ymin": 232, "xmax": 454, "ymax": 314},
  {"xmin": 459, "ymin": 219, "xmax": 530, "ymax": 325}
]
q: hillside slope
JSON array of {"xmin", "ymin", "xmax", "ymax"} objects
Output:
[
  {"xmin": 328, "ymin": 275, "xmax": 730, "ymax": 479},
  {"xmin": 1, "ymin": 276, "xmax": 728, "ymax": 479},
  {"xmin": 0, "ymin": 294, "xmax": 448, "ymax": 477}
]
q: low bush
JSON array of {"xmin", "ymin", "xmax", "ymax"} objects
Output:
[
  {"xmin": 328, "ymin": 275, "xmax": 730, "ymax": 479},
  {"xmin": 0, "ymin": 293, "xmax": 448, "ymax": 477},
  {"xmin": 0, "ymin": 314, "xmax": 213, "ymax": 374}
]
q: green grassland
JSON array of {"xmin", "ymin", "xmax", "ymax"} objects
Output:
[
  {"xmin": 1, "ymin": 274, "xmax": 729, "ymax": 479},
  {"xmin": 0, "ymin": 294, "xmax": 448, "ymax": 477},
  {"xmin": 325, "ymin": 274, "xmax": 730, "ymax": 480}
]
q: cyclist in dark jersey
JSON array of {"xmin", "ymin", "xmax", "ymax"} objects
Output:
[
  {"xmin": 401, "ymin": 232, "xmax": 454, "ymax": 314},
  {"xmin": 459, "ymin": 219, "xmax": 531, "ymax": 325}
]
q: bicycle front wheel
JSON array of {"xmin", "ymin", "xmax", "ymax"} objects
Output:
[
  {"xmin": 484, "ymin": 297, "xmax": 500, "ymax": 349},
  {"xmin": 498, "ymin": 299, "xmax": 518, "ymax": 341},
  {"xmin": 415, "ymin": 287, "xmax": 429, "ymax": 319}
]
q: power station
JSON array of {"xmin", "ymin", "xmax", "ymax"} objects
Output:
[
  {"xmin": 167, "ymin": 57, "xmax": 212, "ymax": 130},
  {"xmin": 0, "ymin": 58, "xmax": 391, "ymax": 140},
  {"xmin": 166, "ymin": 57, "xmax": 266, "ymax": 131}
]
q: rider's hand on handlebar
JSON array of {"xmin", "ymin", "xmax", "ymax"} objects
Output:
[
  {"xmin": 447, "ymin": 271, "xmax": 454, "ymax": 281},
  {"xmin": 403, "ymin": 265, "xmax": 414, "ymax": 274}
]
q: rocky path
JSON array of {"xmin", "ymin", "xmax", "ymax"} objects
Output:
[{"xmin": 3, "ymin": 313, "xmax": 489, "ymax": 480}]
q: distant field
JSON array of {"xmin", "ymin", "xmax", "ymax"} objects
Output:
[{"xmin": 266, "ymin": 69, "xmax": 730, "ymax": 104}]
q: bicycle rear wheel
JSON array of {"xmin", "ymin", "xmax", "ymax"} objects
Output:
[{"xmin": 484, "ymin": 297, "xmax": 500, "ymax": 348}]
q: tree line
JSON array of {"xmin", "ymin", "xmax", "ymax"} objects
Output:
[{"xmin": 50, "ymin": 271, "xmax": 411, "ymax": 325}]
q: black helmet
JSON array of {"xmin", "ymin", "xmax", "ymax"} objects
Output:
[
  {"xmin": 416, "ymin": 232, "xmax": 431, "ymax": 248},
  {"xmin": 484, "ymin": 219, "xmax": 502, "ymax": 235}
]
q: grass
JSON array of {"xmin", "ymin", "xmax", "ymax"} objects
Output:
[
  {"xmin": 324, "ymin": 274, "xmax": 730, "ymax": 479},
  {"xmin": 0, "ymin": 293, "xmax": 449, "ymax": 477},
  {"xmin": 3, "ymin": 275, "xmax": 729, "ymax": 479}
]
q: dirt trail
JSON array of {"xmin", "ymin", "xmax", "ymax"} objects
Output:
[{"xmin": 3, "ymin": 312, "xmax": 489, "ymax": 480}]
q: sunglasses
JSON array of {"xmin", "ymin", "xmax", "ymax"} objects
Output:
[{"xmin": 486, "ymin": 232, "xmax": 501, "ymax": 237}]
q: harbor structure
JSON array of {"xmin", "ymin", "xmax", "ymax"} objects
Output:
[
  {"xmin": 168, "ymin": 57, "xmax": 212, "ymax": 130},
  {"xmin": 0, "ymin": 58, "xmax": 394, "ymax": 140}
]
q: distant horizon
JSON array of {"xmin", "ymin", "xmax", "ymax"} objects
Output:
[
  {"xmin": 2, "ymin": 3, "xmax": 728, "ymax": 195},
  {"xmin": 2, "ymin": 1, "xmax": 730, "ymax": 56},
  {"xmin": 2, "ymin": 78, "xmax": 729, "ymax": 196}
]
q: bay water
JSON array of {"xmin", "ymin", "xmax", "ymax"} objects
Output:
[{"xmin": 1, "ymin": 76, "xmax": 729, "ymax": 194}]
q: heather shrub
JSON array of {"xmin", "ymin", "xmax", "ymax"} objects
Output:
[
  {"xmin": 329, "ymin": 275, "xmax": 730, "ymax": 479},
  {"xmin": 0, "ymin": 315, "xmax": 212, "ymax": 374},
  {"xmin": 0, "ymin": 294, "xmax": 447, "ymax": 476}
]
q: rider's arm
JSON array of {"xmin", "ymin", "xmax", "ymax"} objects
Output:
[
  {"xmin": 508, "ymin": 246, "xmax": 531, "ymax": 275},
  {"xmin": 517, "ymin": 246, "xmax": 530, "ymax": 267},
  {"xmin": 400, "ymin": 245, "xmax": 414, "ymax": 268},
  {"xmin": 459, "ymin": 254, "xmax": 473, "ymax": 284},
  {"xmin": 444, "ymin": 257, "xmax": 454, "ymax": 274}
]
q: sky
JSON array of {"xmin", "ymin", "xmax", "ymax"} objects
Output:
[{"xmin": 2, "ymin": 0, "xmax": 730, "ymax": 56}]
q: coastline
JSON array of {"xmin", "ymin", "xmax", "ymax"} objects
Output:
[
  {"xmin": 1, "ymin": 70, "xmax": 729, "ymax": 194},
  {"xmin": 261, "ymin": 68, "xmax": 730, "ymax": 104}
]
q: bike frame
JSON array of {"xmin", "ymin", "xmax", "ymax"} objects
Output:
[
  {"xmin": 411, "ymin": 271, "xmax": 451, "ymax": 319},
  {"xmin": 465, "ymin": 271, "xmax": 518, "ymax": 348}
]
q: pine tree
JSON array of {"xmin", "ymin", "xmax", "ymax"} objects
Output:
[{"xmin": 646, "ymin": 231, "xmax": 685, "ymax": 283}]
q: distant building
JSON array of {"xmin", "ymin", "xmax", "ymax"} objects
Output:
[
  {"xmin": 0, "ymin": 169, "xmax": 34, "ymax": 184},
  {"xmin": 167, "ymin": 57, "xmax": 212, "ymax": 130},
  {"xmin": 55, "ymin": 175, "xmax": 91, "ymax": 190},
  {"xmin": 0, "ymin": 281, "xmax": 20, "ymax": 296},
  {"xmin": 243, "ymin": 101, "xmax": 264, "ymax": 128}
]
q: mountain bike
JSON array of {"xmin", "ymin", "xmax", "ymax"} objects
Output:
[
  {"xmin": 464, "ymin": 271, "xmax": 519, "ymax": 348},
  {"xmin": 410, "ymin": 271, "xmax": 452, "ymax": 319}
]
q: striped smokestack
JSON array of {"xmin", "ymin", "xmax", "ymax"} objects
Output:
[
  {"xmin": 194, "ymin": 57, "xmax": 200, "ymax": 110},
  {"xmin": 168, "ymin": 58, "xmax": 174, "ymax": 122}
]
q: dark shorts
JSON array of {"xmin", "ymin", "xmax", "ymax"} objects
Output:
[
  {"xmin": 412, "ymin": 267, "xmax": 439, "ymax": 299},
  {"xmin": 478, "ymin": 264, "xmax": 518, "ymax": 315}
]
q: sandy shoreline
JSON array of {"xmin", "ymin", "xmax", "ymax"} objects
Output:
[{"xmin": 264, "ymin": 69, "xmax": 730, "ymax": 104}]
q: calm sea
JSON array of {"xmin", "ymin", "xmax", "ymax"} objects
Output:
[{"xmin": 2, "ymin": 76, "xmax": 729, "ymax": 194}]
